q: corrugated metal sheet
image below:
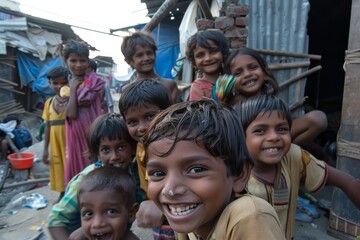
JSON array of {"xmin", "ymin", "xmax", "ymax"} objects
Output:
[{"xmin": 237, "ymin": 0, "xmax": 313, "ymax": 116}]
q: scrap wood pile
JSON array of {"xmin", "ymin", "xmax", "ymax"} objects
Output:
[{"xmin": 0, "ymin": 100, "xmax": 25, "ymax": 117}]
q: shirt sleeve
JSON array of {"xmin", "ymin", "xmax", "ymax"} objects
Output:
[{"xmin": 189, "ymin": 80, "xmax": 203, "ymax": 101}]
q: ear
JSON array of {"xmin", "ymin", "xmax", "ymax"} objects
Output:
[
  {"xmin": 232, "ymin": 163, "xmax": 251, "ymax": 193},
  {"xmin": 128, "ymin": 202, "xmax": 139, "ymax": 223}
]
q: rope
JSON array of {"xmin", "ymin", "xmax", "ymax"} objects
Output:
[{"xmin": 343, "ymin": 48, "xmax": 360, "ymax": 71}]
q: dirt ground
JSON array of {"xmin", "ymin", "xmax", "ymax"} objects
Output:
[{"xmin": 0, "ymin": 98, "xmax": 345, "ymax": 239}]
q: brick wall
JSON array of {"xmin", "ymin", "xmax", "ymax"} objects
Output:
[{"xmin": 196, "ymin": 4, "xmax": 249, "ymax": 48}]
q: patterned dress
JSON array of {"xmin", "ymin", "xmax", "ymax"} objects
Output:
[{"xmin": 64, "ymin": 72, "xmax": 104, "ymax": 184}]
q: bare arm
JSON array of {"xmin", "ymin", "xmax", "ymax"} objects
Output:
[
  {"xmin": 41, "ymin": 121, "xmax": 50, "ymax": 164},
  {"xmin": 160, "ymin": 79, "xmax": 182, "ymax": 104},
  {"xmin": 326, "ymin": 165, "xmax": 360, "ymax": 209},
  {"xmin": 48, "ymin": 226, "xmax": 70, "ymax": 240},
  {"xmin": 136, "ymin": 200, "xmax": 164, "ymax": 228},
  {"xmin": 66, "ymin": 76, "xmax": 82, "ymax": 119}
]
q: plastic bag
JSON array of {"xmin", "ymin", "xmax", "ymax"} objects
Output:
[{"xmin": 23, "ymin": 193, "xmax": 48, "ymax": 210}]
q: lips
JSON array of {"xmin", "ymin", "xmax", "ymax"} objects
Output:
[
  {"xmin": 242, "ymin": 79, "xmax": 257, "ymax": 87},
  {"xmin": 92, "ymin": 232, "xmax": 112, "ymax": 240},
  {"xmin": 167, "ymin": 203, "xmax": 199, "ymax": 216}
]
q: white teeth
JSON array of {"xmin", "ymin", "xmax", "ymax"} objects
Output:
[
  {"xmin": 111, "ymin": 163, "xmax": 122, "ymax": 167},
  {"xmin": 169, "ymin": 204, "xmax": 198, "ymax": 216},
  {"xmin": 264, "ymin": 148, "xmax": 279, "ymax": 153},
  {"xmin": 244, "ymin": 80, "xmax": 256, "ymax": 87}
]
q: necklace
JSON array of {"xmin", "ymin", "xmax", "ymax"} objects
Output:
[{"xmin": 55, "ymin": 95, "xmax": 67, "ymax": 106}]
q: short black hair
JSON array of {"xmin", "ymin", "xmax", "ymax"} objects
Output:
[
  {"xmin": 88, "ymin": 59, "xmax": 97, "ymax": 71},
  {"xmin": 46, "ymin": 66, "xmax": 70, "ymax": 80}
]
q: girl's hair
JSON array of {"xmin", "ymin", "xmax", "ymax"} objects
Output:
[
  {"xmin": 77, "ymin": 166, "xmax": 136, "ymax": 208},
  {"xmin": 143, "ymin": 99, "xmax": 253, "ymax": 177},
  {"xmin": 121, "ymin": 31, "xmax": 157, "ymax": 61},
  {"xmin": 234, "ymin": 95, "xmax": 292, "ymax": 132},
  {"xmin": 46, "ymin": 66, "xmax": 70, "ymax": 80},
  {"xmin": 87, "ymin": 113, "xmax": 136, "ymax": 160},
  {"xmin": 186, "ymin": 30, "xmax": 230, "ymax": 67},
  {"xmin": 62, "ymin": 40, "xmax": 89, "ymax": 61},
  {"xmin": 119, "ymin": 79, "xmax": 171, "ymax": 119},
  {"xmin": 224, "ymin": 48, "xmax": 279, "ymax": 96}
]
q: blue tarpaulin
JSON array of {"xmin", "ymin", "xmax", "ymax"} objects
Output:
[{"xmin": 16, "ymin": 50, "xmax": 64, "ymax": 95}]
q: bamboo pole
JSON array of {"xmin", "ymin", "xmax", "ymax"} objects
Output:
[
  {"xmin": 2, "ymin": 178, "xmax": 49, "ymax": 190},
  {"xmin": 278, "ymin": 65, "xmax": 322, "ymax": 90},
  {"xmin": 255, "ymin": 48, "xmax": 321, "ymax": 60}
]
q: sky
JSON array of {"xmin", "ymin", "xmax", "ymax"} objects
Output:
[{"xmin": 15, "ymin": 0, "xmax": 150, "ymax": 75}]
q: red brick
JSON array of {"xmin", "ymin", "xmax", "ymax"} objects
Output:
[
  {"xmin": 235, "ymin": 17, "xmax": 248, "ymax": 27},
  {"xmin": 230, "ymin": 38, "xmax": 247, "ymax": 48},
  {"xmin": 224, "ymin": 27, "xmax": 248, "ymax": 38},
  {"xmin": 215, "ymin": 16, "xmax": 235, "ymax": 30},
  {"xmin": 225, "ymin": 5, "xmax": 250, "ymax": 17},
  {"xmin": 196, "ymin": 19, "xmax": 214, "ymax": 30}
]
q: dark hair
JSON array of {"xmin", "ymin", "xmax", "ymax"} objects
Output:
[
  {"xmin": 143, "ymin": 99, "xmax": 253, "ymax": 176},
  {"xmin": 87, "ymin": 113, "xmax": 136, "ymax": 160},
  {"xmin": 62, "ymin": 40, "xmax": 89, "ymax": 61},
  {"xmin": 77, "ymin": 166, "xmax": 136, "ymax": 208},
  {"xmin": 234, "ymin": 95, "xmax": 292, "ymax": 132},
  {"xmin": 46, "ymin": 66, "xmax": 70, "ymax": 80},
  {"xmin": 185, "ymin": 30, "xmax": 230, "ymax": 67},
  {"xmin": 224, "ymin": 48, "xmax": 279, "ymax": 96},
  {"xmin": 119, "ymin": 79, "xmax": 171, "ymax": 119},
  {"xmin": 121, "ymin": 31, "xmax": 157, "ymax": 61},
  {"xmin": 88, "ymin": 59, "xmax": 97, "ymax": 72}
]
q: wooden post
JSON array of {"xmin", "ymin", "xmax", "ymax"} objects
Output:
[
  {"xmin": 327, "ymin": 1, "xmax": 360, "ymax": 238},
  {"xmin": 142, "ymin": 0, "xmax": 179, "ymax": 33}
]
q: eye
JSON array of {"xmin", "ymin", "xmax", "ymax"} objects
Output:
[
  {"xmin": 253, "ymin": 128, "xmax": 265, "ymax": 135},
  {"xmin": 106, "ymin": 209, "xmax": 116, "ymax": 215},
  {"xmin": 81, "ymin": 210, "xmax": 93, "ymax": 218},
  {"xmin": 146, "ymin": 113, "xmax": 156, "ymax": 121},
  {"xmin": 100, "ymin": 147, "xmax": 110, "ymax": 154},
  {"xmin": 117, "ymin": 144, "xmax": 127, "ymax": 151},
  {"xmin": 148, "ymin": 169, "xmax": 165, "ymax": 181},
  {"xmin": 189, "ymin": 166, "xmax": 206, "ymax": 174},
  {"xmin": 249, "ymin": 64, "xmax": 259, "ymax": 70},
  {"xmin": 277, "ymin": 126, "xmax": 290, "ymax": 134},
  {"xmin": 233, "ymin": 70, "xmax": 243, "ymax": 77},
  {"xmin": 126, "ymin": 120, "xmax": 137, "ymax": 127},
  {"xmin": 195, "ymin": 52, "xmax": 205, "ymax": 59}
]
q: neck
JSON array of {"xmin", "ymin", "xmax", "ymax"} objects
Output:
[
  {"xmin": 202, "ymin": 73, "xmax": 219, "ymax": 84},
  {"xmin": 137, "ymin": 71, "xmax": 159, "ymax": 80}
]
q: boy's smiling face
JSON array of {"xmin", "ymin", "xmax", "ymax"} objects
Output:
[
  {"xmin": 245, "ymin": 110, "xmax": 291, "ymax": 169},
  {"xmin": 128, "ymin": 45, "xmax": 155, "ymax": 75},
  {"xmin": 124, "ymin": 103, "xmax": 161, "ymax": 143},
  {"xmin": 79, "ymin": 189, "xmax": 136, "ymax": 240},
  {"xmin": 98, "ymin": 137, "xmax": 134, "ymax": 169},
  {"xmin": 146, "ymin": 138, "xmax": 236, "ymax": 238}
]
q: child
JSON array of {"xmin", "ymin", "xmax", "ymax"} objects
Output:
[
  {"xmin": 0, "ymin": 115, "xmax": 32, "ymax": 160},
  {"xmin": 41, "ymin": 66, "xmax": 70, "ymax": 202},
  {"xmin": 63, "ymin": 40, "xmax": 105, "ymax": 184},
  {"xmin": 234, "ymin": 95, "xmax": 360, "ymax": 240},
  {"xmin": 186, "ymin": 30, "xmax": 230, "ymax": 100},
  {"xmin": 78, "ymin": 166, "xmax": 139, "ymax": 240},
  {"xmin": 87, "ymin": 59, "xmax": 114, "ymax": 113},
  {"xmin": 118, "ymin": 79, "xmax": 176, "ymax": 239},
  {"xmin": 47, "ymin": 113, "xmax": 143, "ymax": 240},
  {"xmin": 223, "ymin": 47, "xmax": 328, "ymax": 151},
  {"xmin": 121, "ymin": 31, "xmax": 182, "ymax": 104},
  {"xmin": 143, "ymin": 100, "xmax": 286, "ymax": 239}
]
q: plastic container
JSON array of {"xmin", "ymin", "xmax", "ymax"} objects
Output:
[{"xmin": 7, "ymin": 152, "xmax": 35, "ymax": 170}]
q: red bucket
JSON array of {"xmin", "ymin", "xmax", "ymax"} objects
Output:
[{"xmin": 8, "ymin": 152, "xmax": 35, "ymax": 170}]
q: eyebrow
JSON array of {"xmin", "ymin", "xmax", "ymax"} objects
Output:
[{"xmin": 146, "ymin": 154, "xmax": 217, "ymax": 168}]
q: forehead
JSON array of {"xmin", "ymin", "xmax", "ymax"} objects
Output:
[
  {"xmin": 252, "ymin": 110, "xmax": 288, "ymax": 124},
  {"xmin": 231, "ymin": 54, "xmax": 258, "ymax": 66},
  {"xmin": 66, "ymin": 53, "xmax": 88, "ymax": 61},
  {"xmin": 195, "ymin": 40, "xmax": 218, "ymax": 51},
  {"xmin": 134, "ymin": 45, "xmax": 154, "ymax": 54},
  {"xmin": 50, "ymin": 77, "xmax": 68, "ymax": 83},
  {"xmin": 79, "ymin": 189, "xmax": 126, "ymax": 204},
  {"xmin": 124, "ymin": 103, "xmax": 161, "ymax": 118}
]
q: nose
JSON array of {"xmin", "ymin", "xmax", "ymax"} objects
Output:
[
  {"xmin": 162, "ymin": 172, "xmax": 186, "ymax": 198},
  {"xmin": 138, "ymin": 120, "xmax": 148, "ymax": 134},
  {"xmin": 91, "ymin": 215, "xmax": 106, "ymax": 228},
  {"xmin": 109, "ymin": 149, "xmax": 119, "ymax": 161},
  {"xmin": 266, "ymin": 129, "xmax": 280, "ymax": 141}
]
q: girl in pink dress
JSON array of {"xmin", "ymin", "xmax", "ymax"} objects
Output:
[{"xmin": 63, "ymin": 40, "xmax": 104, "ymax": 185}]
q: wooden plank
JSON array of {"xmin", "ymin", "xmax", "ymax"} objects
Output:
[
  {"xmin": 0, "ymin": 77, "xmax": 18, "ymax": 86},
  {"xmin": 142, "ymin": 0, "xmax": 179, "ymax": 32},
  {"xmin": 0, "ymin": 85, "xmax": 24, "ymax": 95},
  {"xmin": 278, "ymin": 65, "xmax": 322, "ymax": 90},
  {"xmin": 197, "ymin": 0, "xmax": 213, "ymax": 19},
  {"xmin": 255, "ymin": 48, "xmax": 322, "ymax": 60},
  {"xmin": 328, "ymin": 0, "xmax": 360, "ymax": 237}
]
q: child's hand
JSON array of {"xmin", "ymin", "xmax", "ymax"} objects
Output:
[
  {"xmin": 41, "ymin": 150, "xmax": 49, "ymax": 164},
  {"xmin": 69, "ymin": 75, "xmax": 83, "ymax": 89},
  {"xmin": 68, "ymin": 227, "xmax": 87, "ymax": 240},
  {"xmin": 136, "ymin": 200, "xmax": 164, "ymax": 228}
]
